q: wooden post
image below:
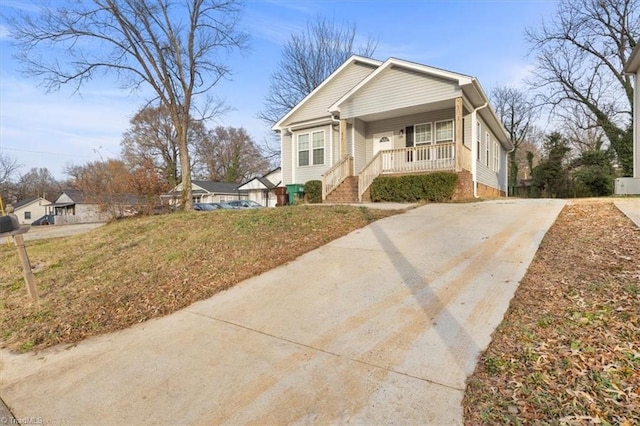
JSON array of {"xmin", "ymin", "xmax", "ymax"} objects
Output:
[
  {"xmin": 340, "ymin": 119, "xmax": 348, "ymax": 158},
  {"xmin": 14, "ymin": 234, "xmax": 39, "ymax": 303},
  {"xmin": 455, "ymin": 97, "xmax": 463, "ymax": 172}
]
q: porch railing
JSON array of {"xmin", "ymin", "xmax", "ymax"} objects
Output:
[
  {"xmin": 358, "ymin": 142, "xmax": 456, "ymax": 201},
  {"xmin": 322, "ymin": 154, "xmax": 353, "ymax": 200}
]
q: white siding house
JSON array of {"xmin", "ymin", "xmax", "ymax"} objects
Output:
[
  {"xmin": 12, "ymin": 197, "xmax": 51, "ymax": 225},
  {"xmin": 273, "ymin": 56, "xmax": 513, "ymax": 202},
  {"xmin": 616, "ymin": 43, "xmax": 640, "ymax": 194},
  {"xmin": 236, "ymin": 168, "xmax": 282, "ymax": 207}
]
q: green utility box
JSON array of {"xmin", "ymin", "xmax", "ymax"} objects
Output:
[{"xmin": 286, "ymin": 184, "xmax": 305, "ymax": 205}]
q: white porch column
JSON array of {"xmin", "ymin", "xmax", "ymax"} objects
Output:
[{"xmin": 455, "ymin": 97, "xmax": 463, "ymax": 172}]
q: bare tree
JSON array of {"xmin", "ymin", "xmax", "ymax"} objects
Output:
[
  {"xmin": 195, "ymin": 126, "xmax": 270, "ymax": 183},
  {"xmin": 121, "ymin": 105, "xmax": 206, "ymax": 189},
  {"xmin": 490, "ymin": 85, "xmax": 538, "ymax": 194},
  {"xmin": 558, "ymin": 104, "xmax": 607, "ymax": 155},
  {"xmin": 0, "ymin": 153, "xmax": 22, "ymax": 203},
  {"xmin": 15, "ymin": 167, "xmax": 62, "ymax": 201},
  {"xmin": 8, "ymin": 0, "xmax": 248, "ymax": 209},
  {"xmin": 259, "ymin": 17, "xmax": 377, "ymax": 155},
  {"xmin": 66, "ymin": 159, "xmax": 132, "ymax": 217},
  {"xmin": 525, "ymin": 0, "xmax": 639, "ymax": 176}
]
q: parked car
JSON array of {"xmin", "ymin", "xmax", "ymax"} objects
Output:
[
  {"xmin": 211, "ymin": 202, "xmax": 236, "ymax": 209},
  {"xmin": 225, "ymin": 200, "xmax": 264, "ymax": 209},
  {"xmin": 193, "ymin": 203, "xmax": 221, "ymax": 211}
]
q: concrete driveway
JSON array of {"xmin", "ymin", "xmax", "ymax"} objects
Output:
[{"xmin": 1, "ymin": 199, "xmax": 565, "ymax": 425}]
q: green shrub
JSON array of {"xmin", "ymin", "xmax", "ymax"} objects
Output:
[
  {"xmin": 370, "ymin": 172, "xmax": 458, "ymax": 202},
  {"xmin": 304, "ymin": 180, "xmax": 322, "ymax": 203}
]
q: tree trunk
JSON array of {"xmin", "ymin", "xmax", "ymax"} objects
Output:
[{"xmin": 178, "ymin": 123, "xmax": 193, "ymax": 210}]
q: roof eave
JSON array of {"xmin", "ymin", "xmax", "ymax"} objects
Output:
[
  {"xmin": 624, "ymin": 43, "xmax": 640, "ymax": 74},
  {"xmin": 272, "ymin": 55, "xmax": 383, "ymax": 131}
]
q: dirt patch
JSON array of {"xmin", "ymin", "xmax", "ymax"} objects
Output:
[
  {"xmin": 463, "ymin": 199, "xmax": 640, "ymax": 424},
  {"xmin": 22, "ymin": 223, "xmax": 105, "ymax": 241}
]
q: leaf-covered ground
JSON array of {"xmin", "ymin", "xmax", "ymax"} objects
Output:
[
  {"xmin": 0, "ymin": 205, "xmax": 400, "ymax": 352},
  {"xmin": 464, "ymin": 200, "xmax": 640, "ymax": 424}
]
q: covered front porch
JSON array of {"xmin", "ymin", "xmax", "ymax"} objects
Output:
[{"xmin": 322, "ymin": 97, "xmax": 472, "ymax": 202}]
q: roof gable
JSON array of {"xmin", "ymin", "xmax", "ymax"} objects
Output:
[
  {"xmin": 329, "ymin": 57, "xmax": 473, "ymax": 113},
  {"xmin": 55, "ymin": 189, "xmax": 88, "ymax": 204},
  {"xmin": 237, "ymin": 177, "xmax": 276, "ymax": 191},
  {"xmin": 273, "ymin": 56, "xmax": 381, "ymax": 130},
  {"xmin": 192, "ymin": 181, "xmax": 242, "ymax": 194},
  {"xmin": 13, "ymin": 196, "xmax": 51, "ymax": 210}
]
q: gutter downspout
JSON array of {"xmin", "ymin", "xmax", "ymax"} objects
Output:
[
  {"xmin": 330, "ymin": 114, "xmax": 340, "ymax": 165},
  {"xmin": 287, "ymin": 127, "xmax": 294, "ymax": 184},
  {"xmin": 471, "ymin": 103, "xmax": 487, "ymax": 198}
]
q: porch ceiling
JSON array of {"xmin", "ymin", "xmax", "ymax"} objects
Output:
[{"xmin": 350, "ymin": 98, "xmax": 459, "ymax": 123}]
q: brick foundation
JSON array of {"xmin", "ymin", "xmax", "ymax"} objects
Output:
[{"xmin": 477, "ymin": 182, "xmax": 506, "ymax": 198}]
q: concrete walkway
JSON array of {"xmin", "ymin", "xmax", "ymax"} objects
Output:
[
  {"xmin": 615, "ymin": 199, "xmax": 640, "ymax": 228},
  {"xmin": 1, "ymin": 199, "xmax": 566, "ymax": 425}
]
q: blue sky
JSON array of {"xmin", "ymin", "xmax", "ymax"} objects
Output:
[{"xmin": 0, "ymin": 0, "xmax": 558, "ymax": 180}]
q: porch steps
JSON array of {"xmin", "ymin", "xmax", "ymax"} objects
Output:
[{"xmin": 325, "ymin": 176, "xmax": 359, "ymax": 203}]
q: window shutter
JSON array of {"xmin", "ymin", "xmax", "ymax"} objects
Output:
[{"xmin": 405, "ymin": 126, "xmax": 414, "ymax": 147}]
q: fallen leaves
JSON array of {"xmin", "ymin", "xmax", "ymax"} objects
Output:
[{"xmin": 464, "ymin": 200, "xmax": 640, "ymax": 424}]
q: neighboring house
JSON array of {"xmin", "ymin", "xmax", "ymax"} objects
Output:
[
  {"xmin": 236, "ymin": 167, "xmax": 282, "ymax": 207},
  {"xmin": 12, "ymin": 196, "xmax": 51, "ymax": 225},
  {"xmin": 162, "ymin": 181, "xmax": 248, "ymax": 206},
  {"xmin": 46, "ymin": 189, "xmax": 111, "ymax": 225},
  {"xmin": 616, "ymin": 43, "xmax": 640, "ymax": 194},
  {"xmin": 273, "ymin": 56, "xmax": 513, "ymax": 202}
]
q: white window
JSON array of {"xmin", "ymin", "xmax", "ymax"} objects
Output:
[
  {"xmin": 298, "ymin": 131, "xmax": 324, "ymax": 166},
  {"xmin": 493, "ymin": 141, "xmax": 500, "ymax": 171},
  {"xmin": 415, "ymin": 123, "xmax": 432, "ymax": 145},
  {"xmin": 476, "ymin": 123, "xmax": 481, "ymax": 161},
  {"xmin": 435, "ymin": 120, "xmax": 454, "ymax": 144},
  {"xmin": 312, "ymin": 131, "xmax": 325, "ymax": 165},
  {"xmin": 485, "ymin": 132, "xmax": 491, "ymax": 167},
  {"xmin": 298, "ymin": 134, "xmax": 309, "ymax": 167}
]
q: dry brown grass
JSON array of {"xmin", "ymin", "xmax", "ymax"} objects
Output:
[
  {"xmin": 464, "ymin": 200, "xmax": 640, "ymax": 424},
  {"xmin": 0, "ymin": 205, "xmax": 401, "ymax": 352}
]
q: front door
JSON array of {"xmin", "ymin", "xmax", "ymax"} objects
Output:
[
  {"xmin": 373, "ymin": 132, "xmax": 394, "ymax": 171},
  {"xmin": 373, "ymin": 132, "xmax": 394, "ymax": 156}
]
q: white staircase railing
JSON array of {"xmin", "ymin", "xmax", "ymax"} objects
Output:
[
  {"xmin": 321, "ymin": 155, "xmax": 353, "ymax": 201},
  {"xmin": 358, "ymin": 143, "xmax": 456, "ymax": 202}
]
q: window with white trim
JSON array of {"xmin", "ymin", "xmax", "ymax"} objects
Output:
[
  {"xmin": 415, "ymin": 123, "xmax": 432, "ymax": 145},
  {"xmin": 493, "ymin": 140, "xmax": 500, "ymax": 171},
  {"xmin": 312, "ymin": 131, "xmax": 325, "ymax": 165},
  {"xmin": 435, "ymin": 120, "xmax": 454, "ymax": 144},
  {"xmin": 476, "ymin": 123, "xmax": 481, "ymax": 161},
  {"xmin": 298, "ymin": 131, "xmax": 325, "ymax": 166},
  {"xmin": 298, "ymin": 134, "xmax": 309, "ymax": 167},
  {"xmin": 485, "ymin": 132, "xmax": 490, "ymax": 167}
]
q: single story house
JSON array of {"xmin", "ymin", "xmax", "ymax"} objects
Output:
[
  {"xmin": 162, "ymin": 181, "xmax": 248, "ymax": 206},
  {"xmin": 11, "ymin": 196, "xmax": 51, "ymax": 225},
  {"xmin": 273, "ymin": 56, "xmax": 513, "ymax": 202},
  {"xmin": 616, "ymin": 42, "xmax": 640, "ymax": 194},
  {"xmin": 46, "ymin": 189, "xmax": 111, "ymax": 225},
  {"xmin": 236, "ymin": 167, "xmax": 282, "ymax": 207}
]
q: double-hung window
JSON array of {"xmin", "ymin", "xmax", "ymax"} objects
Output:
[
  {"xmin": 415, "ymin": 123, "xmax": 432, "ymax": 160},
  {"xmin": 312, "ymin": 131, "xmax": 325, "ymax": 165},
  {"xmin": 435, "ymin": 120, "xmax": 454, "ymax": 159},
  {"xmin": 485, "ymin": 132, "xmax": 491, "ymax": 167},
  {"xmin": 493, "ymin": 140, "xmax": 500, "ymax": 171},
  {"xmin": 476, "ymin": 123, "xmax": 482, "ymax": 161},
  {"xmin": 298, "ymin": 134, "xmax": 310, "ymax": 167},
  {"xmin": 298, "ymin": 131, "xmax": 325, "ymax": 166}
]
